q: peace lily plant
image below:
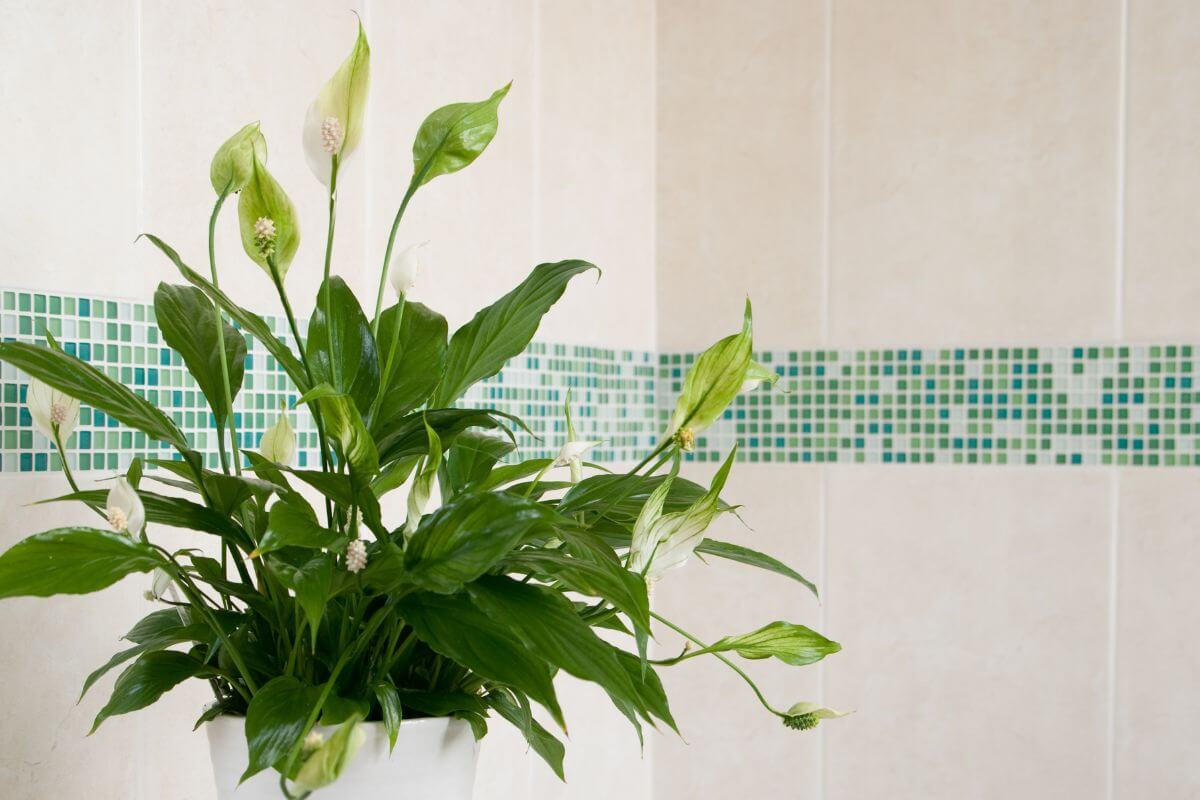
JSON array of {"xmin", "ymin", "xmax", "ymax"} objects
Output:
[{"xmin": 0, "ymin": 20, "xmax": 845, "ymax": 798}]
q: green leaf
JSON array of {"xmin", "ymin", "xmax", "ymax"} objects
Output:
[
  {"xmin": 695, "ymin": 538, "xmax": 818, "ymax": 599},
  {"xmin": 376, "ymin": 407, "xmax": 513, "ymax": 465},
  {"xmin": 614, "ymin": 649, "xmax": 676, "ymax": 732},
  {"xmin": 485, "ymin": 689, "xmax": 565, "ymax": 780},
  {"xmin": 444, "ymin": 431, "xmax": 516, "ymax": 495},
  {"xmin": 372, "ymin": 682, "xmax": 402, "ymax": 753},
  {"xmin": 396, "ymin": 689, "xmax": 487, "ymax": 717},
  {"xmin": 154, "ymin": 283, "xmax": 246, "ymax": 426},
  {"xmin": 268, "ymin": 550, "xmax": 333, "ymax": 642},
  {"xmin": 0, "ymin": 342, "xmax": 190, "ymax": 452},
  {"xmin": 309, "ymin": 277, "xmax": 380, "ymax": 416},
  {"xmin": 670, "ymin": 621, "xmax": 841, "ymax": 667},
  {"xmin": 254, "ymin": 499, "xmax": 341, "ymax": 557},
  {"xmin": 398, "ymin": 591, "xmax": 563, "ymax": 727},
  {"xmin": 559, "ymin": 471, "xmax": 732, "ymax": 521},
  {"xmin": 81, "ymin": 609, "xmax": 208, "ymax": 699},
  {"xmin": 321, "ymin": 694, "xmax": 371, "ymax": 726},
  {"xmin": 0, "ymin": 528, "xmax": 162, "ymax": 599},
  {"xmin": 432, "ymin": 260, "xmax": 597, "ymax": 406},
  {"xmin": 39, "ymin": 489, "xmax": 251, "ymax": 550},
  {"xmin": 91, "ymin": 651, "xmax": 208, "ymax": 732},
  {"xmin": 412, "ymin": 83, "xmax": 510, "ymax": 186},
  {"xmin": 142, "ymin": 234, "xmax": 309, "ymax": 392},
  {"xmin": 404, "ymin": 493, "xmax": 557, "ymax": 593},
  {"xmin": 298, "ymin": 384, "xmax": 380, "ymax": 480},
  {"xmin": 374, "ymin": 300, "xmax": 447, "ymax": 428},
  {"xmin": 668, "ymin": 298, "xmax": 753, "ymax": 434},
  {"xmin": 242, "ymin": 676, "xmax": 321, "ymax": 782},
  {"xmin": 467, "ymin": 576, "xmax": 649, "ymax": 730}
]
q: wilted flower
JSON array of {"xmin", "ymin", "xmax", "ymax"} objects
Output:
[
  {"xmin": 345, "ymin": 540, "xmax": 367, "ymax": 573},
  {"xmin": 259, "ymin": 406, "xmax": 296, "ymax": 466},
  {"xmin": 389, "ymin": 241, "xmax": 429, "ymax": 297},
  {"xmin": 106, "ymin": 477, "xmax": 145, "ymax": 538},
  {"xmin": 210, "ymin": 122, "xmax": 267, "ymax": 195},
  {"xmin": 782, "ymin": 702, "xmax": 851, "ymax": 731},
  {"xmin": 26, "ymin": 377, "xmax": 80, "ymax": 443},
  {"xmin": 303, "ymin": 20, "xmax": 370, "ymax": 184}
]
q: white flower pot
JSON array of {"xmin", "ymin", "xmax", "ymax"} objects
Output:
[{"xmin": 206, "ymin": 715, "xmax": 479, "ymax": 799}]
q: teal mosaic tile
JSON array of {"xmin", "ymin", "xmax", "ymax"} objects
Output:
[{"xmin": 3, "ymin": 289, "xmax": 1199, "ymax": 471}]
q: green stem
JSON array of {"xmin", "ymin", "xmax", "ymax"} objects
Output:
[
  {"xmin": 650, "ymin": 611, "xmax": 785, "ymax": 718},
  {"xmin": 371, "ymin": 172, "xmax": 427, "ymax": 338},
  {"xmin": 322, "ymin": 155, "xmax": 342, "ymax": 391},
  {"xmin": 51, "ymin": 425, "xmax": 80, "ymax": 493},
  {"xmin": 208, "ymin": 187, "xmax": 242, "ymax": 476}
]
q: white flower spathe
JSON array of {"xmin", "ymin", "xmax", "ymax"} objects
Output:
[
  {"xmin": 259, "ymin": 408, "xmax": 296, "ymax": 466},
  {"xmin": 146, "ymin": 568, "xmax": 173, "ymax": 602},
  {"xmin": 106, "ymin": 477, "xmax": 145, "ymax": 537},
  {"xmin": 303, "ymin": 21, "xmax": 370, "ymax": 185},
  {"xmin": 26, "ymin": 378, "xmax": 80, "ymax": 442},
  {"xmin": 389, "ymin": 241, "xmax": 430, "ymax": 298},
  {"xmin": 552, "ymin": 439, "xmax": 601, "ymax": 484}
]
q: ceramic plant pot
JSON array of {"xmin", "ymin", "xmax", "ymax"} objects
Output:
[{"xmin": 207, "ymin": 715, "xmax": 478, "ymax": 799}]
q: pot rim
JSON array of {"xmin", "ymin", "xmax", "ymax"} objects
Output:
[{"xmin": 206, "ymin": 713, "xmax": 466, "ymax": 730}]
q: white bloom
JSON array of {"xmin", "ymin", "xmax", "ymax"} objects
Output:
[
  {"xmin": 259, "ymin": 408, "xmax": 296, "ymax": 466},
  {"xmin": 303, "ymin": 731, "xmax": 326, "ymax": 752},
  {"xmin": 345, "ymin": 540, "xmax": 367, "ymax": 573},
  {"xmin": 389, "ymin": 241, "xmax": 430, "ymax": 298},
  {"xmin": 553, "ymin": 439, "xmax": 602, "ymax": 484},
  {"xmin": 146, "ymin": 568, "xmax": 173, "ymax": 602},
  {"xmin": 26, "ymin": 378, "xmax": 80, "ymax": 442},
  {"xmin": 106, "ymin": 477, "xmax": 145, "ymax": 537},
  {"xmin": 303, "ymin": 21, "xmax": 370, "ymax": 185}
]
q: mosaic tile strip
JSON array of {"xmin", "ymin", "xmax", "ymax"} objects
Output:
[
  {"xmin": 4, "ymin": 289, "xmax": 1200, "ymax": 472},
  {"xmin": 0, "ymin": 289, "xmax": 657, "ymax": 473},
  {"xmin": 659, "ymin": 346, "xmax": 1200, "ymax": 466}
]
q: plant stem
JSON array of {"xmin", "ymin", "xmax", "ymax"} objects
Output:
[
  {"xmin": 650, "ymin": 611, "xmax": 785, "ymax": 718},
  {"xmin": 321, "ymin": 155, "xmax": 342, "ymax": 391},
  {"xmin": 208, "ymin": 186, "xmax": 242, "ymax": 476},
  {"xmin": 371, "ymin": 170, "xmax": 428, "ymax": 338},
  {"xmin": 51, "ymin": 425, "xmax": 80, "ymax": 493}
]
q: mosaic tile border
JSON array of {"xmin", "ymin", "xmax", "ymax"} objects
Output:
[{"xmin": 2, "ymin": 288, "xmax": 1199, "ymax": 471}]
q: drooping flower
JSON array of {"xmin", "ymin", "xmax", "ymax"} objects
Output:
[
  {"xmin": 293, "ymin": 718, "xmax": 366, "ymax": 792},
  {"xmin": 259, "ymin": 406, "xmax": 296, "ymax": 466},
  {"xmin": 303, "ymin": 20, "xmax": 370, "ymax": 185},
  {"xmin": 628, "ymin": 447, "xmax": 737, "ymax": 582},
  {"xmin": 106, "ymin": 477, "xmax": 145, "ymax": 538},
  {"xmin": 389, "ymin": 241, "xmax": 430, "ymax": 298},
  {"xmin": 781, "ymin": 702, "xmax": 851, "ymax": 731},
  {"xmin": 145, "ymin": 568, "xmax": 173, "ymax": 602},
  {"xmin": 345, "ymin": 539, "xmax": 367, "ymax": 573},
  {"xmin": 209, "ymin": 122, "xmax": 267, "ymax": 195},
  {"xmin": 26, "ymin": 377, "xmax": 80, "ymax": 443}
]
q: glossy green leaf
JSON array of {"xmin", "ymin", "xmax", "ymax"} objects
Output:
[
  {"xmin": 614, "ymin": 648, "xmax": 676, "ymax": 732},
  {"xmin": 667, "ymin": 621, "xmax": 841, "ymax": 667},
  {"xmin": 485, "ymin": 689, "xmax": 565, "ymax": 780},
  {"xmin": 254, "ymin": 499, "xmax": 341, "ymax": 557},
  {"xmin": 91, "ymin": 651, "xmax": 208, "ymax": 732},
  {"xmin": 696, "ymin": 538, "xmax": 818, "ymax": 598},
  {"xmin": 142, "ymin": 234, "xmax": 309, "ymax": 392},
  {"xmin": 371, "ymin": 682, "xmax": 402, "ymax": 754},
  {"xmin": 432, "ymin": 260, "xmax": 597, "ymax": 406},
  {"xmin": 80, "ymin": 609, "xmax": 207, "ymax": 699},
  {"xmin": 444, "ymin": 431, "xmax": 515, "ymax": 495},
  {"xmin": 468, "ymin": 576, "xmax": 649, "ymax": 730},
  {"xmin": 0, "ymin": 528, "xmax": 162, "ymax": 599},
  {"xmin": 668, "ymin": 298, "xmax": 753, "ymax": 435},
  {"xmin": 157, "ymin": 284, "xmax": 246, "ymax": 429},
  {"xmin": 0, "ymin": 342, "xmax": 190, "ymax": 452},
  {"xmin": 398, "ymin": 591, "xmax": 563, "ymax": 727},
  {"xmin": 40, "ymin": 489, "xmax": 250, "ymax": 549},
  {"xmin": 376, "ymin": 407, "xmax": 512, "ymax": 465},
  {"xmin": 404, "ymin": 493, "xmax": 557, "ymax": 593},
  {"xmin": 412, "ymin": 83, "xmax": 510, "ymax": 186},
  {"xmin": 268, "ymin": 550, "xmax": 334, "ymax": 641},
  {"xmin": 242, "ymin": 676, "xmax": 321, "ymax": 781},
  {"xmin": 374, "ymin": 300, "xmax": 447, "ymax": 427},
  {"xmin": 309, "ymin": 277, "xmax": 380, "ymax": 415}
]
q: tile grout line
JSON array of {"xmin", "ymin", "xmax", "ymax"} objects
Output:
[
  {"xmin": 648, "ymin": 2, "xmax": 659, "ymax": 797},
  {"xmin": 132, "ymin": 2, "xmax": 147, "ymax": 797},
  {"xmin": 818, "ymin": 4, "xmax": 833, "ymax": 797},
  {"xmin": 1107, "ymin": 1, "xmax": 1130, "ymax": 797}
]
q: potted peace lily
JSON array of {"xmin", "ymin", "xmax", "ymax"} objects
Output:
[{"xmin": 0, "ymin": 20, "xmax": 846, "ymax": 800}]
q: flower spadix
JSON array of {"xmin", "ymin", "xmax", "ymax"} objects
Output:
[
  {"xmin": 238, "ymin": 157, "xmax": 299, "ymax": 278},
  {"xmin": 26, "ymin": 377, "xmax": 80, "ymax": 443},
  {"xmin": 782, "ymin": 701, "xmax": 852, "ymax": 731},
  {"xmin": 106, "ymin": 476, "xmax": 145, "ymax": 538},
  {"xmin": 629, "ymin": 446, "xmax": 737, "ymax": 582},
  {"xmin": 389, "ymin": 241, "xmax": 430, "ymax": 298},
  {"xmin": 259, "ymin": 405, "xmax": 296, "ymax": 466},
  {"xmin": 210, "ymin": 122, "xmax": 267, "ymax": 195},
  {"xmin": 303, "ymin": 20, "xmax": 370, "ymax": 185}
]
